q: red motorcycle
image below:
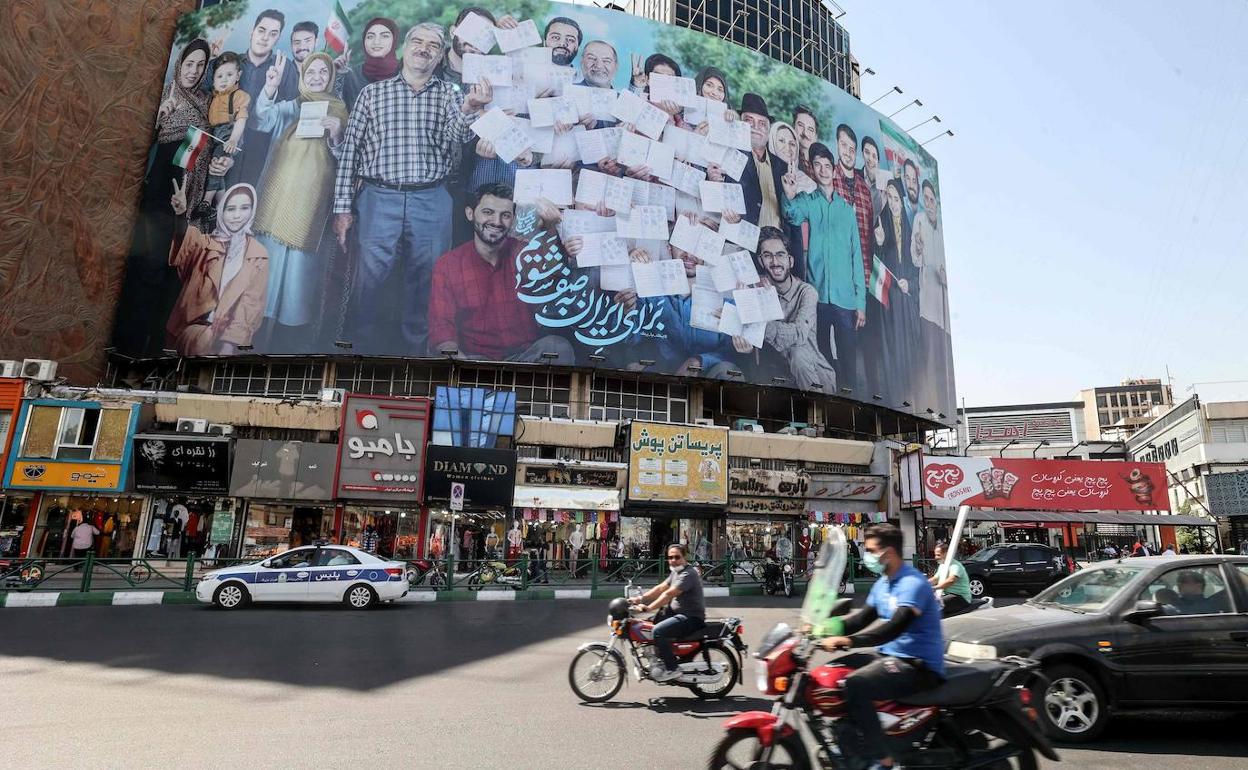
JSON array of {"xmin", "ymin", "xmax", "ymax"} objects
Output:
[
  {"xmin": 709, "ymin": 531, "xmax": 1059, "ymax": 769},
  {"xmin": 568, "ymin": 583, "xmax": 748, "ymax": 703}
]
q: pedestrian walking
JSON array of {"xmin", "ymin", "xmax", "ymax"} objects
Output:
[{"xmin": 71, "ymin": 519, "xmax": 100, "ymax": 570}]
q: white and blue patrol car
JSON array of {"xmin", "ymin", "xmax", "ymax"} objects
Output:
[{"xmin": 196, "ymin": 545, "xmax": 408, "ymax": 610}]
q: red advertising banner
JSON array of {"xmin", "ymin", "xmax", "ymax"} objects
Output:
[{"xmin": 922, "ymin": 456, "xmax": 1169, "ymax": 512}]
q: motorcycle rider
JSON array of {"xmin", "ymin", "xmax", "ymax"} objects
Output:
[
  {"xmin": 928, "ymin": 541, "xmax": 971, "ymax": 615},
  {"xmin": 819, "ymin": 524, "xmax": 945, "ymax": 770},
  {"xmin": 627, "ymin": 543, "xmax": 706, "ymax": 682}
]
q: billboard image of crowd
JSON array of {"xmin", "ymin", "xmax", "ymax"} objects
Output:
[{"xmin": 114, "ymin": 0, "xmax": 955, "ymax": 417}]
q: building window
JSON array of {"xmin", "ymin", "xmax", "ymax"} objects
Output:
[
  {"xmin": 589, "ymin": 376, "xmax": 688, "ymax": 423},
  {"xmin": 55, "ymin": 408, "xmax": 100, "ymax": 460},
  {"xmin": 211, "ymin": 362, "xmax": 325, "ymax": 397},
  {"xmin": 334, "ymin": 362, "xmax": 450, "ymax": 398},
  {"xmin": 455, "ymin": 367, "xmax": 571, "ymax": 418}
]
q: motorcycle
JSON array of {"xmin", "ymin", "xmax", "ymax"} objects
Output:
[
  {"xmin": 0, "ymin": 558, "xmax": 45, "ymax": 589},
  {"xmin": 943, "ymin": 596, "xmax": 994, "ymax": 618},
  {"xmin": 762, "ymin": 558, "xmax": 795, "ymax": 597},
  {"xmin": 568, "ymin": 582, "xmax": 748, "ymax": 703},
  {"xmin": 709, "ymin": 529, "xmax": 1059, "ymax": 769},
  {"xmin": 405, "ymin": 558, "xmax": 446, "ymax": 589}
]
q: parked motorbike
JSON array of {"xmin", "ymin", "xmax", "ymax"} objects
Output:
[
  {"xmin": 466, "ymin": 553, "xmax": 524, "ymax": 591},
  {"xmin": 0, "ymin": 558, "xmax": 44, "ymax": 589},
  {"xmin": 762, "ymin": 558, "xmax": 795, "ymax": 597},
  {"xmin": 568, "ymin": 582, "xmax": 748, "ymax": 703},
  {"xmin": 406, "ymin": 558, "xmax": 446, "ymax": 589},
  {"xmin": 709, "ymin": 530, "xmax": 1058, "ymax": 769}
]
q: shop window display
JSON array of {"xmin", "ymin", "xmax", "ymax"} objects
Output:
[
  {"xmin": 31, "ymin": 495, "xmax": 145, "ymax": 559},
  {"xmin": 143, "ymin": 496, "xmax": 234, "ymax": 559},
  {"xmin": 241, "ymin": 503, "xmax": 334, "ymax": 560},
  {"xmin": 516, "ymin": 510, "xmax": 620, "ymax": 576},
  {"xmin": 0, "ymin": 494, "xmax": 33, "ymax": 557},
  {"xmin": 341, "ymin": 507, "xmax": 421, "ymax": 560}
]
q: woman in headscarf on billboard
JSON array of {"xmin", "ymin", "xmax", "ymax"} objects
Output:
[
  {"xmin": 115, "ymin": 39, "xmax": 212, "ymax": 356},
  {"xmin": 629, "ymin": 53, "xmax": 687, "ymax": 128},
  {"xmin": 250, "ymin": 51, "xmax": 348, "ymax": 350},
  {"xmin": 690, "ymin": 66, "xmax": 738, "ymax": 133},
  {"xmin": 166, "ymin": 181, "xmax": 269, "ymax": 356},
  {"xmin": 336, "ymin": 17, "xmax": 400, "ymax": 112},
  {"xmin": 872, "ymin": 178, "xmax": 921, "ymax": 404}
]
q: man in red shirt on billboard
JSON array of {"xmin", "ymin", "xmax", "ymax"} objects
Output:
[{"xmin": 428, "ymin": 183, "xmax": 574, "ymax": 363}]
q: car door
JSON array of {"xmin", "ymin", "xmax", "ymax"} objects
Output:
[
  {"xmin": 253, "ymin": 547, "xmax": 314, "ymax": 601},
  {"xmin": 1111, "ymin": 563, "xmax": 1243, "ymax": 704},
  {"xmin": 983, "ymin": 547, "xmax": 1025, "ymax": 589},
  {"xmin": 1020, "ymin": 547, "xmax": 1058, "ymax": 592},
  {"xmin": 1225, "ymin": 563, "xmax": 1248, "ymax": 699},
  {"xmin": 307, "ymin": 547, "xmax": 363, "ymax": 601}
]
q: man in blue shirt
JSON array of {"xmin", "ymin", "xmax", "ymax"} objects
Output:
[{"xmin": 821, "ymin": 524, "xmax": 944, "ymax": 770}]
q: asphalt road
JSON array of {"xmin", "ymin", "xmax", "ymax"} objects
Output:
[{"xmin": 2, "ymin": 598, "xmax": 1246, "ymax": 770}]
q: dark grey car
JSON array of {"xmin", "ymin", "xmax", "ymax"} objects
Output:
[{"xmin": 943, "ymin": 555, "xmax": 1248, "ymax": 742}]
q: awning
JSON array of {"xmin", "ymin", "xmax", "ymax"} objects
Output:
[
  {"xmin": 512, "ymin": 485, "xmax": 620, "ymax": 511},
  {"xmin": 921, "ymin": 507, "xmax": 1215, "ymax": 527}
]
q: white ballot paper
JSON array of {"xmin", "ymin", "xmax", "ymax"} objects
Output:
[
  {"xmin": 666, "ymin": 161, "xmax": 706, "ymax": 197},
  {"xmin": 719, "ymin": 149, "xmax": 749, "ymax": 181},
  {"xmin": 510, "ymin": 45, "xmax": 551, "ymax": 68},
  {"xmin": 462, "ymin": 53, "xmax": 513, "ymax": 86},
  {"xmin": 493, "ymin": 123, "xmax": 535, "ymax": 163},
  {"xmin": 566, "ymin": 84, "xmax": 618, "ymax": 122},
  {"xmin": 494, "ymin": 19, "xmax": 541, "ymax": 53},
  {"xmin": 454, "ymin": 12, "xmax": 497, "ymax": 54},
  {"xmin": 576, "ymin": 232, "xmax": 631, "ymax": 267},
  {"xmin": 574, "ymin": 127, "xmax": 619, "ymax": 164},
  {"xmin": 470, "ymin": 107, "xmax": 511, "ymax": 141},
  {"xmin": 514, "ymin": 169, "xmax": 573, "ymax": 205},
  {"xmin": 726, "ymin": 250, "xmax": 761, "ymax": 285},
  {"xmin": 600, "ymin": 264, "xmax": 634, "ymax": 292},
  {"xmin": 741, "ymin": 321, "xmax": 767, "ymax": 349},
  {"xmin": 647, "ymin": 183, "xmax": 677, "ymax": 221},
  {"xmin": 527, "ymin": 96, "xmax": 579, "ymax": 127},
  {"xmin": 575, "ymin": 170, "xmax": 632, "ymax": 212},
  {"xmin": 632, "ymin": 259, "xmax": 689, "ymax": 297},
  {"xmin": 670, "ymin": 218, "xmax": 726, "ymax": 264},
  {"xmin": 719, "ymin": 218, "xmax": 760, "ymax": 251},
  {"xmin": 511, "ymin": 117, "xmax": 554, "ymax": 154},
  {"xmin": 295, "ymin": 101, "xmax": 329, "ymax": 138},
  {"xmin": 708, "ymin": 119, "xmax": 752, "ymax": 151},
  {"xmin": 616, "ymin": 133, "xmax": 676, "ymax": 179},
  {"xmin": 698, "ymin": 181, "xmax": 746, "ymax": 214},
  {"xmin": 648, "ymin": 73, "xmax": 698, "ymax": 106},
  {"xmin": 617, "ymin": 205, "xmax": 669, "ymax": 240},
  {"xmin": 660, "ymin": 125, "xmax": 701, "ymax": 163},
  {"xmin": 733, "ymin": 285, "xmax": 785, "ymax": 324},
  {"xmin": 690, "ymin": 287, "xmax": 723, "ymax": 331},
  {"xmin": 540, "ymin": 125, "xmax": 582, "ymax": 168},
  {"xmin": 613, "ymin": 91, "xmax": 669, "ymax": 140},
  {"xmin": 684, "ymin": 97, "xmax": 728, "ymax": 128},
  {"xmin": 710, "ymin": 260, "xmax": 738, "ymax": 292},
  {"xmin": 717, "ymin": 302, "xmax": 743, "ymax": 336},
  {"xmin": 559, "ymin": 209, "xmax": 615, "ymax": 240}
]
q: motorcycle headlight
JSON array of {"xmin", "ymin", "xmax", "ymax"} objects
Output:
[
  {"xmin": 947, "ymin": 641, "xmax": 998, "ymax": 660},
  {"xmin": 783, "ymin": 563, "xmax": 793, "ymax": 574}
]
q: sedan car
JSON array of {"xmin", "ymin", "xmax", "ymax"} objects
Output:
[
  {"xmin": 944, "ymin": 555, "xmax": 1248, "ymax": 742},
  {"xmin": 196, "ymin": 545, "xmax": 407, "ymax": 610},
  {"xmin": 962, "ymin": 542, "xmax": 1071, "ymax": 598}
]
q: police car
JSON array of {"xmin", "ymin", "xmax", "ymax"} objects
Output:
[{"xmin": 196, "ymin": 544, "xmax": 408, "ymax": 610}]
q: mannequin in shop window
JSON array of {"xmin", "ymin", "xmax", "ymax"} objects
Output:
[
  {"xmin": 696, "ymin": 534, "xmax": 710, "ymax": 562},
  {"xmin": 797, "ymin": 527, "xmax": 812, "ymax": 570},
  {"xmin": 362, "ymin": 524, "xmax": 379, "ymax": 553},
  {"xmin": 568, "ymin": 523, "xmax": 586, "ymax": 578},
  {"xmin": 506, "ymin": 520, "xmax": 523, "ymax": 560},
  {"xmin": 776, "ymin": 530, "xmax": 794, "ymax": 561},
  {"xmin": 429, "ymin": 523, "xmax": 446, "ymax": 559},
  {"xmin": 485, "ymin": 527, "xmax": 500, "ymax": 558}
]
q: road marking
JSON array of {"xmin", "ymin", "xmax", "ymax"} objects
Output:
[
  {"xmin": 704, "ymin": 587, "xmax": 729, "ymax": 597},
  {"xmin": 554, "ymin": 589, "xmax": 591, "ymax": 599},
  {"xmin": 113, "ymin": 592, "xmax": 164, "ymax": 605},
  {"xmin": 475, "ymin": 591, "xmax": 516, "ymax": 601},
  {"xmin": 6, "ymin": 593, "xmax": 60, "ymax": 608}
]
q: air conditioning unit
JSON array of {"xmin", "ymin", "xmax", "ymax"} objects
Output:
[
  {"xmin": 777, "ymin": 425, "xmax": 798, "ymax": 435},
  {"xmin": 318, "ymin": 387, "xmax": 346, "ymax": 403},
  {"xmin": 0, "ymin": 360, "xmax": 20, "ymax": 378},
  {"xmin": 206, "ymin": 423, "xmax": 235, "ymax": 436},
  {"xmin": 693, "ymin": 418, "xmax": 716, "ymax": 427},
  {"xmin": 799, "ymin": 426, "xmax": 820, "ymax": 438},
  {"xmin": 21, "ymin": 359, "xmax": 57, "ymax": 381},
  {"xmin": 176, "ymin": 418, "xmax": 209, "ymax": 434},
  {"xmin": 732, "ymin": 418, "xmax": 760, "ymax": 432}
]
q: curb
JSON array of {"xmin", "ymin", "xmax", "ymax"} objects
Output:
[{"xmin": 2, "ymin": 583, "xmax": 801, "ymax": 608}]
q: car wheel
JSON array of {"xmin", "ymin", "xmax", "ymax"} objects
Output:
[
  {"xmin": 1035, "ymin": 664, "xmax": 1109, "ymax": 742},
  {"xmin": 344, "ymin": 584, "xmax": 378, "ymax": 610},
  {"xmin": 213, "ymin": 582, "xmax": 250, "ymax": 610},
  {"xmin": 969, "ymin": 577, "xmax": 988, "ymax": 598}
]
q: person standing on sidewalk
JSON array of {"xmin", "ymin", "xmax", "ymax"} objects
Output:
[{"xmin": 71, "ymin": 519, "xmax": 100, "ymax": 569}]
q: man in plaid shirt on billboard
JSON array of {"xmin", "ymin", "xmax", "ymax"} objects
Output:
[
  {"xmin": 333, "ymin": 22, "xmax": 495, "ymax": 355},
  {"xmin": 427, "ymin": 183, "xmax": 574, "ymax": 364}
]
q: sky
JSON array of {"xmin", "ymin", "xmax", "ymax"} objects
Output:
[{"xmin": 840, "ymin": 0, "xmax": 1248, "ymax": 407}]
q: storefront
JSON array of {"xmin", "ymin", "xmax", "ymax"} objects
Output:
[
  {"xmin": 424, "ymin": 444, "xmax": 517, "ymax": 562},
  {"xmin": 334, "ymin": 394, "xmax": 431, "ymax": 560},
  {"xmin": 133, "ymin": 434, "xmax": 237, "ymax": 559},
  {"xmin": 624, "ymin": 422, "xmax": 729, "ymax": 559},
  {"xmin": 803, "ymin": 472, "xmax": 889, "ymax": 568},
  {"xmin": 2, "ymin": 399, "xmax": 142, "ymax": 558},
  {"xmin": 229, "ymin": 439, "xmax": 338, "ymax": 559},
  {"xmin": 0, "ymin": 492, "xmax": 36, "ymax": 557},
  {"xmin": 727, "ymin": 469, "xmax": 811, "ymax": 562},
  {"xmin": 514, "ymin": 461, "xmax": 624, "ymax": 572}
]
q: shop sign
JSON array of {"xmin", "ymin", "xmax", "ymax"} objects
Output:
[
  {"xmin": 523, "ymin": 465, "xmax": 619, "ymax": 488},
  {"xmin": 425, "ymin": 445, "xmax": 517, "ymax": 508},
  {"xmin": 918, "ymin": 456, "xmax": 1170, "ymax": 512},
  {"xmin": 727, "ymin": 497, "xmax": 807, "ymax": 515},
  {"xmin": 807, "ymin": 474, "xmax": 887, "ymax": 502},
  {"xmin": 229, "ymin": 440, "xmax": 337, "ymax": 500},
  {"xmin": 728, "ymin": 469, "xmax": 809, "ymax": 498},
  {"xmin": 210, "ymin": 510, "xmax": 236, "ymax": 545},
  {"xmin": 336, "ymin": 394, "xmax": 431, "ymax": 501},
  {"xmin": 627, "ymin": 422, "xmax": 728, "ymax": 504},
  {"xmin": 133, "ymin": 435, "xmax": 231, "ymax": 494},
  {"xmin": 6, "ymin": 460, "xmax": 123, "ymax": 491}
]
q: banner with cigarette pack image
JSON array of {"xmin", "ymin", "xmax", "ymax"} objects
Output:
[
  {"xmin": 920, "ymin": 456, "xmax": 1170, "ymax": 512},
  {"xmin": 115, "ymin": 0, "xmax": 955, "ymax": 421}
]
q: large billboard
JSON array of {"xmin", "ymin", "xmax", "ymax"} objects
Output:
[
  {"xmin": 919, "ymin": 456, "xmax": 1170, "ymax": 512},
  {"xmin": 114, "ymin": 0, "xmax": 955, "ymax": 419}
]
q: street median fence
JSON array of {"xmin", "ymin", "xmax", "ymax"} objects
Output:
[{"xmin": 0, "ymin": 554, "xmax": 868, "ymax": 608}]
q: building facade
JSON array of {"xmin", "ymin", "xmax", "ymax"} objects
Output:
[{"xmin": 1078, "ymin": 378, "xmax": 1174, "ymax": 442}]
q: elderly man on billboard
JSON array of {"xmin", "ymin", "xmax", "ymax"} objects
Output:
[
  {"xmin": 332, "ymin": 23, "xmax": 494, "ymax": 356},
  {"xmin": 738, "ymin": 93, "xmax": 788, "ymax": 229},
  {"xmin": 427, "ymin": 183, "xmax": 573, "ymax": 363},
  {"xmin": 754, "ymin": 226, "xmax": 837, "ymax": 393}
]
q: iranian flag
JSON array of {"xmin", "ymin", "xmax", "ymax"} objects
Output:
[
  {"xmin": 172, "ymin": 125, "xmax": 211, "ymax": 170},
  {"xmin": 869, "ymin": 255, "xmax": 894, "ymax": 309},
  {"xmin": 325, "ymin": 1, "xmax": 352, "ymax": 55}
]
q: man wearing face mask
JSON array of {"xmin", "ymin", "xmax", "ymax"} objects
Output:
[{"xmin": 820, "ymin": 524, "xmax": 944, "ymax": 770}]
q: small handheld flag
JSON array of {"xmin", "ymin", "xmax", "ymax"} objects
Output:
[
  {"xmin": 325, "ymin": 1, "xmax": 353, "ymax": 56},
  {"xmin": 172, "ymin": 125, "xmax": 211, "ymax": 170},
  {"xmin": 869, "ymin": 255, "xmax": 894, "ymax": 309}
]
